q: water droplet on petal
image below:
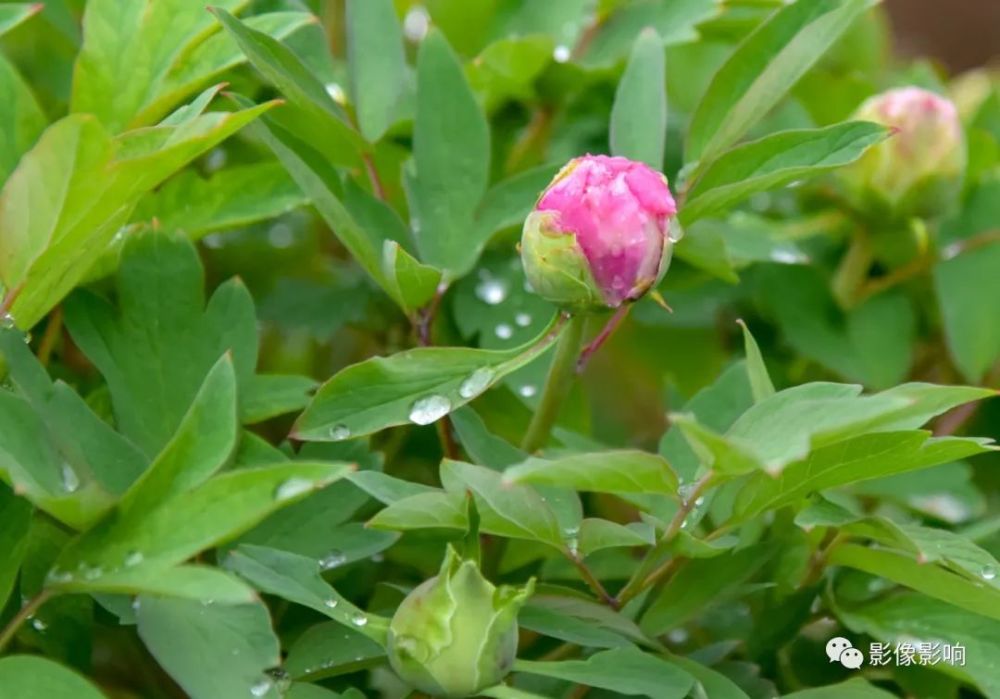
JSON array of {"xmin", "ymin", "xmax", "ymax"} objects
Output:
[
  {"xmin": 518, "ymin": 384, "xmax": 537, "ymax": 398},
  {"xmin": 250, "ymin": 677, "xmax": 272, "ymax": 697},
  {"xmin": 458, "ymin": 367, "xmax": 495, "ymax": 399},
  {"xmin": 274, "ymin": 478, "xmax": 314, "ymax": 502},
  {"xmin": 553, "ymin": 45, "xmax": 571, "ymax": 63},
  {"xmin": 515, "ymin": 312, "xmax": 532, "ymax": 327},
  {"xmin": 982, "ymin": 565, "xmax": 997, "ymax": 581},
  {"xmin": 409, "ymin": 395, "xmax": 451, "ymax": 425},
  {"xmin": 475, "ymin": 279, "xmax": 508, "ymax": 305},
  {"xmin": 350, "ymin": 612, "xmax": 368, "ymax": 627},
  {"xmin": 319, "ymin": 550, "xmax": 346, "ymax": 571},
  {"xmin": 329, "ymin": 424, "xmax": 351, "ymax": 441},
  {"xmin": 60, "ymin": 462, "xmax": 80, "ymax": 493},
  {"xmin": 495, "ymin": 323, "xmax": 513, "ymax": 340},
  {"xmin": 124, "ymin": 550, "xmax": 144, "ymax": 567}
]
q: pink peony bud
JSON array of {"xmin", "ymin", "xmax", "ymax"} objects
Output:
[
  {"xmin": 839, "ymin": 87, "xmax": 965, "ymax": 218},
  {"xmin": 520, "ymin": 155, "xmax": 678, "ymax": 311}
]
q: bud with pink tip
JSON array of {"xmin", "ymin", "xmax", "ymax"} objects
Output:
[
  {"xmin": 520, "ymin": 155, "xmax": 678, "ymax": 311},
  {"xmin": 838, "ymin": 87, "xmax": 966, "ymax": 218}
]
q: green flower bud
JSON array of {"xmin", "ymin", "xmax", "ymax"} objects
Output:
[
  {"xmin": 387, "ymin": 547, "xmax": 534, "ymax": 698},
  {"xmin": 838, "ymin": 87, "xmax": 966, "ymax": 219}
]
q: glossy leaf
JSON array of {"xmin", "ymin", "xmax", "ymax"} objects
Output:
[{"xmin": 610, "ymin": 29, "xmax": 667, "ymax": 170}]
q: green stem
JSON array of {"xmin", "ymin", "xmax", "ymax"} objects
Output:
[
  {"xmin": 0, "ymin": 589, "xmax": 52, "ymax": 653},
  {"xmin": 831, "ymin": 233, "xmax": 873, "ymax": 309},
  {"xmin": 521, "ymin": 314, "xmax": 586, "ymax": 453}
]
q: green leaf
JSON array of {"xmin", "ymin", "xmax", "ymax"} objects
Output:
[
  {"xmin": 640, "ymin": 543, "xmax": 773, "ymax": 635},
  {"xmin": 0, "ymin": 4, "xmax": 41, "ymax": 36},
  {"xmin": 0, "ymin": 655, "xmax": 107, "ymax": 699},
  {"xmin": 346, "ymin": 0, "xmax": 406, "ymax": 142},
  {"xmin": 732, "ymin": 432, "xmax": 992, "ymax": 521},
  {"xmin": 0, "ymin": 484, "xmax": 32, "ymax": 610},
  {"xmin": 514, "ymin": 647, "xmax": 695, "ymax": 698},
  {"xmin": 610, "ymin": 29, "xmax": 667, "ymax": 170},
  {"xmin": 225, "ymin": 544, "xmax": 389, "ymax": 645},
  {"xmin": 286, "ymin": 622, "xmax": 385, "ymax": 680},
  {"xmin": 737, "ymin": 320, "xmax": 774, "ymax": 402},
  {"xmin": 293, "ymin": 318, "xmax": 565, "ymax": 440},
  {"xmin": 49, "ymin": 462, "xmax": 351, "ymax": 585},
  {"xmin": 410, "ymin": 30, "xmax": 491, "ymax": 277},
  {"xmin": 519, "ymin": 598, "xmax": 636, "ymax": 649},
  {"xmin": 211, "ymin": 8, "xmax": 363, "ymax": 168},
  {"xmin": 71, "ymin": 1, "xmax": 306, "ymax": 130},
  {"xmin": 838, "ymin": 592, "xmax": 1000, "ymax": 697},
  {"xmin": 134, "ymin": 163, "xmax": 308, "ymax": 240},
  {"xmin": 935, "ymin": 244, "xmax": 1000, "ymax": 382},
  {"xmin": 349, "ymin": 471, "xmax": 437, "ymax": 504},
  {"xmin": 441, "ymin": 460, "xmax": 563, "ymax": 547},
  {"xmin": 54, "ymin": 564, "xmax": 257, "ymax": 604},
  {"xmin": 503, "ymin": 451, "xmax": 679, "ymax": 496},
  {"xmin": 1, "ymin": 102, "xmax": 273, "ymax": 329},
  {"xmin": 581, "ymin": 0, "xmax": 721, "ymax": 68},
  {"xmin": 829, "ymin": 543, "xmax": 1000, "ymax": 622},
  {"xmin": 686, "ymin": 0, "xmax": 878, "ymax": 164},
  {"xmin": 682, "ymin": 122, "xmax": 889, "ymax": 224},
  {"xmin": 782, "ymin": 679, "xmax": 897, "ymax": 699},
  {"xmin": 474, "ymin": 164, "xmax": 561, "ymax": 237},
  {"xmin": 366, "ymin": 490, "xmax": 468, "ymax": 531},
  {"xmin": 64, "ymin": 231, "xmax": 257, "ymax": 457},
  {"xmin": 451, "ymin": 406, "xmax": 527, "ymax": 469},
  {"xmin": 147, "ymin": 11, "xmax": 314, "ymax": 127},
  {"xmin": 119, "ymin": 355, "xmax": 237, "ymax": 515},
  {"xmin": 0, "ymin": 53, "xmax": 46, "ymax": 184},
  {"xmin": 667, "ymin": 656, "xmax": 752, "ymax": 699},
  {"xmin": 241, "ymin": 374, "xmax": 317, "ymax": 425},
  {"xmin": 137, "ymin": 597, "xmax": 281, "ymax": 699},
  {"xmin": 578, "ymin": 518, "xmax": 656, "ymax": 556}
]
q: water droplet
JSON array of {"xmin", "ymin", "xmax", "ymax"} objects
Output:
[
  {"xmin": 46, "ymin": 568, "xmax": 72, "ymax": 584},
  {"xmin": 329, "ymin": 424, "xmax": 351, "ymax": 441},
  {"xmin": 81, "ymin": 564, "xmax": 103, "ymax": 581},
  {"xmin": 563, "ymin": 526, "xmax": 580, "ymax": 538},
  {"xmin": 694, "ymin": 496, "xmax": 705, "ymax": 507},
  {"xmin": 668, "ymin": 627, "xmax": 689, "ymax": 644},
  {"xmin": 267, "ymin": 223, "xmax": 294, "ymax": 249},
  {"xmin": 495, "ymin": 323, "xmax": 513, "ymax": 340},
  {"xmin": 518, "ymin": 384, "xmax": 537, "ymax": 398},
  {"xmin": 60, "ymin": 462, "xmax": 80, "ymax": 493},
  {"xmin": 325, "ymin": 82, "xmax": 347, "ymax": 104},
  {"xmin": 475, "ymin": 278, "xmax": 508, "ymax": 305},
  {"xmin": 30, "ymin": 617, "xmax": 46, "ymax": 632},
  {"xmin": 515, "ymin": 312, "xmax": 532, "ymax": 327},
  {"xmin": 403, "ymin": 5, "xmax": 430, "ymax": 41},
  {"xmin": 678, "ymin": 483, "xmax": 697, "ymax": 504},
  {"xmin": 203, "ymin": 233, "xmax": 225, "ymax": 249},
  {"xmin": 553, "ymin": 45, "xmax": 571, "ymax": 63},
  {"xmin": 1, "ymin": 312, "xmax": 16, "ymax": 330},
  {"xmin": 124, "ymin": 550, "xmax": 144, "ymax": 567},
  {"xmin": 273, "ymin": 477, "xmax": 314, "ymax": 501},
  {"xmin": 409, "ymin": 395, "xmax": 451, "ymax": 425},
  {"xmin": 323, "ymin": 598, "xmax": 339, "ymax": 609},
  {"xmin": 350, "ymin": 612, "xmax": 368, "ymax": 627},
  {"xmin": 131, "ymin": 598, "xmax": 141, "ymax": 611},
  {"xmin": 250, "ymin": 677, "xmax": 272, "ymax": 697},
  {"xmin": 205, "ymin": 148, "xmax": 227, "ymax": 173},
  {"xmin": 319, "ymin": 550, "xmax": 346, "ymax": 571},
  {"xmin": 611, "ymin": 275, "xmax": 626, "ymax": 290},
  {"xmin": 458, "ymin": 367, "xmax": 495, "ymax": 399},
  {"xmin": 982, "ymin": 566, "xmax": 997, "ymax": 581},
  {"xmin": 667, "ymin": 221, "xmax": 685, "ymax": 243}
]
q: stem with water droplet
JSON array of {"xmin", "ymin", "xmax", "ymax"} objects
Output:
[
  {"xmin": 0, "ymin": 588, "xmax": 53, "ymax": 653},
  {"xmin": 521, "ymin": 314, "xmax": 586, "ymax": 453}
]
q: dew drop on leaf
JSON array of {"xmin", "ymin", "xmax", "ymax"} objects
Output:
[
  {"xmin": 0, "ymin": 312, "xmax": 15, "ymax": 329},
  {"xmin": 124, "ymin": 550, "xmax": 144, "ymax": 567},
  {"xmin": 553, "ymin": 45, "xmax": 571, "ymax": 63},
  {"xmin": 350, "ymin": 612, "xmax": 368, "ymax": 627},
  {"xmin": 323, "ymin": 598, "xmax": 339, "ymax": 609},
  {"xmin": 30, "ymin": 617, "xmax": 46, "ymax": 632},
  {"xmin": 515, "ymin": 312, "xmax": 532, "ymax": 327},
  {"xmin": 518, "ymin": 384, "xmax": 537, "ymax": 398},
  {"xmin": 320, "ymin": 550, "xmax": 346, "ymax": 570},
  {"xmin": 273, "ymin": 478, "xmax": 314, "ymax": 502},
  {"xmin": 329, "ymin": 424, "xmax": 351, "ymax": 441},
  {"xmin": 982, "ymin": 565, "xmax": 997, "ymax": 581},
  {"xmin": 60, "ymin": 462, "xmax": 80, "ymax": 493},
  {"xmin": 409, "ymin": 395, "xmax": 451, "ymax": 425},
  {"xmin": 495, "ymin": 323, "xmax": 513, "ymax": 339},
  {"xmin": 249, "ymin": 677, "xmax": 272, "ymax": 697},
  {"xmin": 458, "ymin": 367, "xmax": 495, "ymax": 399},
  {"xmin": 476, "ymin": 278, "xmax": 508, "ymax": 305}
]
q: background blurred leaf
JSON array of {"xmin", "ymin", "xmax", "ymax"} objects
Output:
[{"xmin": 610, "ymin": 29, "xmax": 667, "ymax": 170}]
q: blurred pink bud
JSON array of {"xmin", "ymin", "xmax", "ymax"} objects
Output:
[
  {"xmin": 841, "ymin": 87, "xmax": 965, "ymax": 217},
  {"xmin": 521, "ymin": 155, "xmax": 678, "ymax": 311}
]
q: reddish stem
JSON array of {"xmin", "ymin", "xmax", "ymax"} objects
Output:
[{"xmin": 576, "ymin": 304, "xmax": 631, "ymax": 373}]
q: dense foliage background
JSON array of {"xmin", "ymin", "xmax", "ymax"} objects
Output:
[{"xmin": 0, "ymin": 0, "xmax": 998, "ymax": 697}]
